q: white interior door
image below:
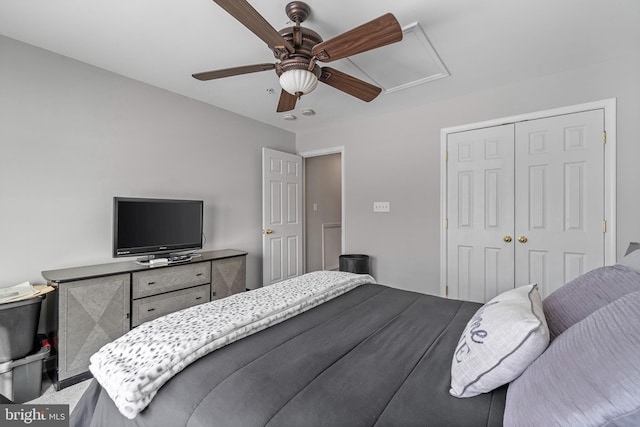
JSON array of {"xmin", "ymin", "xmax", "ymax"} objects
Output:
[
  {"xmin": 262, "ymin": 148, "xmax": 303, "ymax": 286},
  {"xmin": 514, "ymin": 109, "xmax": 605, "ymax": 296},
  {"xmin": 447, "ymin": 124, "xmax": 516, "ymax": 302}
]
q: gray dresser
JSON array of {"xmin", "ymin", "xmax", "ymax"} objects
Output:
[{"xmin": 42, "ymin": 249, "xmax": 247, "ymax": 390}]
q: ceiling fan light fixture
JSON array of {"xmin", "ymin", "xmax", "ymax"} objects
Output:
[
  {"xmin": 279, "ymin": 69, "xmax": 318, "ymax": 98},
  {"xmin": 193, "ymin": 1, "xmax": 402, "ymax": 112}
]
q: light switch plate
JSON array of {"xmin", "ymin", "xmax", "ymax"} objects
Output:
[{"xmin": 373, "ymin": 202, "xmax": 390, "ymax": 212}]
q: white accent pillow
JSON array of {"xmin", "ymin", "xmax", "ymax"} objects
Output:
[{"xmin": 450, "ymin": 284, "xmax": 549, "ymax": 398}]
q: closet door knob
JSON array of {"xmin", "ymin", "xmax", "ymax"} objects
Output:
[
  {"xmin": 518, "ymin": 236, "xmax": 528, "ymax": 243},
  {"xmin": 503, "ymin": 236, "xmax": 512, "ymax": 243}
]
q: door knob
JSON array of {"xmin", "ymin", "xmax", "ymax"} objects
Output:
[
  {"xmin": 264, "ymin": 229, "xmax": 273, "ymax": 235},
  {"xmin": 503, "ymin": 236, "xmax": 512, "ymax": 243},
  {"xmin": 518, "ymin": 236, "xmax": 528, "ymax": 243}
]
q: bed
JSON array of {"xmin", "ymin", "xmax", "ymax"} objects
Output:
[{"xmin": 71, "ymin": 249, "xmax": 640, "ymax": 427}]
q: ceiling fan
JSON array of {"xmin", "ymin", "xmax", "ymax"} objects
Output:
[{"xmin": 192, "ymin": 0, "xmax": 403, "ymax": 113}]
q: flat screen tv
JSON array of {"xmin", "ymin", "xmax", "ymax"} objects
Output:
[{"xmin": 113, "ymin": 197, "xmax": 203, "ymax": 259}]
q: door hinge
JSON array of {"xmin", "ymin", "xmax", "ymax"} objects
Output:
[
  {"xmin": 446, "ymin": 285, "xmax": 449, "ymax": 298},
  {"xmin": 603, "ymin": 130, "xmax": 607, "ymax": 144},
  {"xmin": 445, "ymin": 151, "xmax": 448, "ymax": 162},
  {"xmin": 444, "ymin": 218, "xmax": 448, "ymax": 229},
  {"xmin": 603, "ymin": 220, "xmax": 607, "ymax": 233}
]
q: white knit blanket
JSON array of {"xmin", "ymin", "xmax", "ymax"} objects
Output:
[{"xmin": 89, "ymin": 271, "xmax": 375, "ymax": 419}]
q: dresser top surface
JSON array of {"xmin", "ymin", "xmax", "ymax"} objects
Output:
[{"xmin": 42, "ymin": 249, "xmax": 247, "ymax": 283}]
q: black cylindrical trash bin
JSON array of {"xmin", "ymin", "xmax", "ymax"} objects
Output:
[{"xmin": 339, "ymin": 254, "xmax": 370, "ymax": 275}]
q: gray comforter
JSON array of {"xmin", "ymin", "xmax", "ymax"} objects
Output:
[{"xmin": 71, "ymin": 284, "xmax": 506, "ymax": 427}]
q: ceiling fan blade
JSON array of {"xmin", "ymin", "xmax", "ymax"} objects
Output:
[
  {"xmin": 192, "ymin": 63, "xmax": 275, "ymax": 81},
  {"xmin": 212, "ymin": 0, "xmax": 294, "ymax": 54},
  {"xmin": 276, "ymin": 90, "xmax": 297, "ymax": 112},
  {"xmin": 312, "ymin": 13, "xmax": 403, "ymax": 62},
  {"xmin": 319, "ymin": 67, "xmax": 382, "ymax": 102}
]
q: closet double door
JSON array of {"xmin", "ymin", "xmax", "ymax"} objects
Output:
[{"xmin": 446, "ymin": 109, "xmax": 605, "ymax": 303}]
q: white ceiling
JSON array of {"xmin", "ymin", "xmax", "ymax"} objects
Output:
[{"xmin": 1, "ymin": 0, "xmax": 638, "ymax": 133}]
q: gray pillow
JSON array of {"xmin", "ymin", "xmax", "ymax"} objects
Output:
[
  {"xmin": 624, "ymin": 242, "xmax": 640, "ymax": 256},
  {"xmin": 504, "ymin": 289, "xmax": 640, "ymax": 427},
  {"xmin": 543, "ymin": 264, "xmax": 640, "ymax": 340},
  {"xmin": 618, "ymin": 247, "xmax": 640, "ymax": 272}
]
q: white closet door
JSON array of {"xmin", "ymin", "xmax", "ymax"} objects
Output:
[
  {"xmin": 514, "ymin": 110, "xmax": 604, "ymax": 296},
  {"xmin": 447, "ymin": 124, "xmax": 516, "ymax": 303}
]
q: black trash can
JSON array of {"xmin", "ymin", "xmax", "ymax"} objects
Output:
[{"xmin": 339, "ymin": 254, "xmax": 370, "ymax": 275}]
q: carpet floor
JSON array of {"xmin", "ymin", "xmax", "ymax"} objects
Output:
[{"xmin": 25, "ymin": 376, "xmax": 91, "ymax": 413}]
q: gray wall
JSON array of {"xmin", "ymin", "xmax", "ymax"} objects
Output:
[
  {"xmin": 3, "ymin": 35, "xmax": 638, "ymax": 299},
  {"xmin": 296, "ymin": 50, "xmax": 640, "ymax": 296},
  {"xmin": 305, "ymin": 153, "xmax": 342, "ymax": 272},
  {"xmin": 0, "ymin": 36, "xmax": 295, "ymax": 290}
]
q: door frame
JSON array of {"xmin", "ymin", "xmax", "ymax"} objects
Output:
[
  {"xmin": 439, "ymin": 98, "xmax": 617, "ymax": 298},
  {"xmin": 298, "ymin": 146, "xmax": 346, "ymax": 273}
]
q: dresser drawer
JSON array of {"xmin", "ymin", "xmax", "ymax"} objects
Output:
[
  {"xmin": 132, "ymin": 261, "xmax": 211, "ymax": 299},
  {"xmin": 131, "ymin": 284, "xmax": 210, "ymax": 327}
]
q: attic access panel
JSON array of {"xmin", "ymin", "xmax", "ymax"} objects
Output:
[{"xmin": 346, "ymin": 22, "xmax": 449, "ymax": 94}]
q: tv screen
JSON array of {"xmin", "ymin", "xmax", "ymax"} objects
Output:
[{"xmin": 113, "ymin": 197, "xmax": 203, "ymax": 258}]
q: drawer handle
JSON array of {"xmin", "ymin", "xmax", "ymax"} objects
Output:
[
  {"xmin": 147, "ymin": 308, "xmax": 156, "ymax": 312},
  {"xmin": 148, "ymin": 281, "xmax": 156, "ymax": 285},
  {"xmin": 196, "ymin": 273, "xmax": 203, "ymax": 277},
  {"xmin": 195, "ymin": 296, "xmax": 202, "ymax": 300}
]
